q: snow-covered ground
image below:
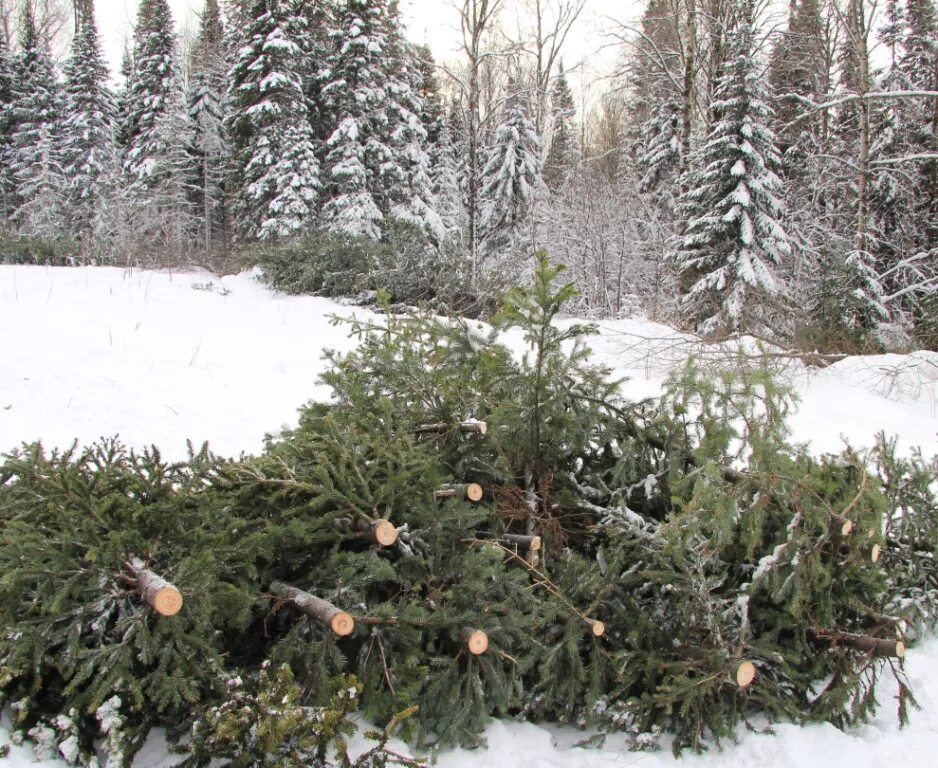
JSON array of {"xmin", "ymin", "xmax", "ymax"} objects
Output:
[{"xmin": 2, "ymin": 264, "xmax": 938, "ymax": 767}]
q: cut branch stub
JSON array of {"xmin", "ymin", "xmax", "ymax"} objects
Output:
[
  {"xmin": 462, "ymin": 628, "xmax": 489, "ymax": 655},
  {"xmin": 815, "ymin": 630, "xmax": 905, "ymax": 658},
  {"xmin": 125, "ymin": 559, "xmax": 183, "ymax": 617},
  {"xmin": 416, "ymin": 420, "xmax": 487, "ymax": 437},
  {"xmin": 372, "ymin": 519, "xmax": 398, "ymax": 547},
  {"xmin": 271, "ymin": 582, "xmax": 354, "ymax": 637},
  {"xmin": 832, "ymin": 513, "xmax": 854, "ymax": 537},
  {"xmin": 435, "ymin": 483, "xmax": 484, "ymax": 502},
  {"xmin": 359, "ymin": 518, "xmax": 397, "ymax": 547},
  {"xmin": 871, "ymin": 544, "xmax": 882, "ymax": 563},
  {"xmin": 735, "ymin": 660, "xmax": 756, "ymax": 689},
  {"xmin": 459, "ymin": 420, "xmax": 487, "ymax": 435},
  {"xmin": 474, "ymin": 531, "xmax": 541, "ymax": 551},
  {"xmin": 589, "ymin": 619, "xmax": 605, "ymax": 637}
]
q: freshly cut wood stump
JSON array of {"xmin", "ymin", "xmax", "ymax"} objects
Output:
[
  {"xmin": 736, "ymin": 660, "xmax": 756, "ymax": 689},
  {"xmin": 271, "ymin": 582, "xmax": 354, "ymax": 637},
  {"xmin": 126, "ymin": 559, "xmax": 183, "ymax": 616},
  {"xmin": 589, "ymin": 620, "xmax": 605, "ymax": 637},
  {"xmin": 871, "ymin": 544, "xmax": 882, "ymax": 563},
  {"xmin": 367, "ymin": 519, "xmax": 398, "ymax": 547},
  {"xmin": 462, "ymin": 628, "xmax": 489, "ymax": 655},
  {"xmin": 459, "ymin": 420, "xmax": 487, "ymax": 435},
  {"xmin": 435, "ymin": 483, "xmax": 484, "ymax": 502},
  {"xmin": 833, "ymin": 514, "xmax": 854, "ymax": 536}
]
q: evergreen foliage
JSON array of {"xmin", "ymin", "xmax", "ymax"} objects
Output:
[
  {"xmin": 122, "ymin": 0, "xmax": 197, "ymax": 253},
  {"xmin": 321, "ymin": 0, "xmax": 391, "ymax": 239},
  {"xmin": 227, "ymin": 0, "xmax": 321, "ymax": 241},
  {"xmin": 674, "ymin": 2, "xmax": 792, "ymax": 337},
  {"xmin": 479, "ymin": 84, "xmax": 544, "ymax": 261},
  {"xmin": 188, "ymin": 0, "xmax": 229, "ymax": 255},
  {"xmin": 2, "ymin": 256, "xmax": 932, "ymax": 760},
  {"xmin": 7, "ymin": 4, "xmax": 66, "ymax": 238},
  {"xmin": 0, "ymin": 42, "xmax": 16, "ymax": 224},
  {"xmin": 378, "ymin": 13, "xmax": 442, "ymax": 243},
  {"xmin": 61, "ymin": 2, "xmax": 118, "ymax": 240},
  {"xmin": 637, "ymin": 98, "xmax": 682, "ymax": 202},
  {"xmin": 183, "ymin": 664, "xmax": 424, "ymax": 768},
  {"xmin": 544, "ymin": 66, "xmax": 578, "ymax": 192},
  {"xmin": 0, "ymin": 440, "xmax": 254, "ymax": 765},
  {"xmin": 768, "ymin": 0, "xmax": 827, "ymax": 152}
]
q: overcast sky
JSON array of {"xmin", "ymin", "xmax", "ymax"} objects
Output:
[{"xmin": 94, "ymin": 0, "xmax": 641, "ymax": 101}]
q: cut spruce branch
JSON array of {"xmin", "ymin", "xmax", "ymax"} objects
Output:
[
  {"xmin": 834, "ymin": 468, "xmax": 867, "ymax": 537},
  {"xmin": 270, "ymin": 582, "xmax": 354, "ymax": 637},
  {"xmin": 813, "ymin": 630, "xmax": 905, "ymax": 658},
  {"xmin": 462, "ymin": 628, "xmax": 489, "ymax": 655},
  {"xmin": 124, "ymin": 559, "xmax": 183, "ymax": 616},
  {"xmin": 435, "ymin": 483, "xmax": 485, "ymax": 502},
  {"xmin": 473, "ymin": 531, "xmax": 542, "ymax": 551},
  {"xmin": 468, "ymin": 538, "xmax": 603, "ymax": 635},
  {"xmin": 415, "ymin": 420, "xmax": 487, "ymax": 436}
]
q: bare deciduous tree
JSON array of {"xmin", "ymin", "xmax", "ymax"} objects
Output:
[{"xmin": 513, "ymin": 0, "xmax": 585, "ymax": 133}]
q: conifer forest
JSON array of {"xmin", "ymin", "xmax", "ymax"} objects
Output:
[{"xmin": 1, "ymin": 0, "xmax": 938, "ymax": 765}]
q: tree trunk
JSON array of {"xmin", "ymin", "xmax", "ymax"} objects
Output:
[
  {"xmin": 680, "ymin": 0, "xmax": 697, "ymax": 185},
  {"xmin": 848, "ymin": 0, "xmax": 871, "ymax": 258}
]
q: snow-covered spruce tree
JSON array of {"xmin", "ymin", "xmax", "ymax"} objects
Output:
[
  {"xmin": 188, "ymin": 0, "xmax": 229, "ymax": 255},
  {"xmin": 122, "ymin": 0, "xmax": 198, "ymax": 258},
  {"xmin": 886, "ymin": 0, "xmax": 938, "ymax": 342},
  {"xmin": 321, "ymin": 0, "xmax": 390, "ymax": 240},
  {"xmin": 902, "ymin": 0, "xmax": 938, "ymax": 250},
  {"xmin": 478, "ymin": 81, "xmax": 544, "ymax": 268},
  {"xmin": 543, "ymin": 64, "xmax": 578, "ymax": 193},
  {"xmin": 227, "ymin": 0, "xmax": 321, "ymax": 241},
  {"xmin": 431, "ymin": 116, "xmax": 467, "ymax": 242},
  {"xmin": 114, "ymin": 44, "xmax": 134, "ymax": 150},
  {"xmin": 674, "ymin": 0, "xmax": 792, "ymax": 337},
  {"xmin": 379, "ymin": 11, "xmax": 442, "ymax": 244},
  {"xmin": 7, "ymin": 3, "xmax": 67, "ymax": 239},
  {"xmin": 61, "ymin": 2, "xmax": 118, "ymax": 242},
  {"xmin": 0, "ymin": 41, "xmax": 16, "ymax": 225},
  {"xmin": 414, "ymin": 46, "xmax": 464, "ymax": 241},
  {"xmin": 637, "ymin": 97, "xmax": 682, "ymax": 204}
]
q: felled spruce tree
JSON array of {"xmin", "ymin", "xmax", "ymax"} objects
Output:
[
  {"xmin": 587, "ymin": 360, "xmax": 909, "ymax": 751},
  {"xmin": 0, "ymin": 439, "xmax": 256, "ymax": 765}
]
